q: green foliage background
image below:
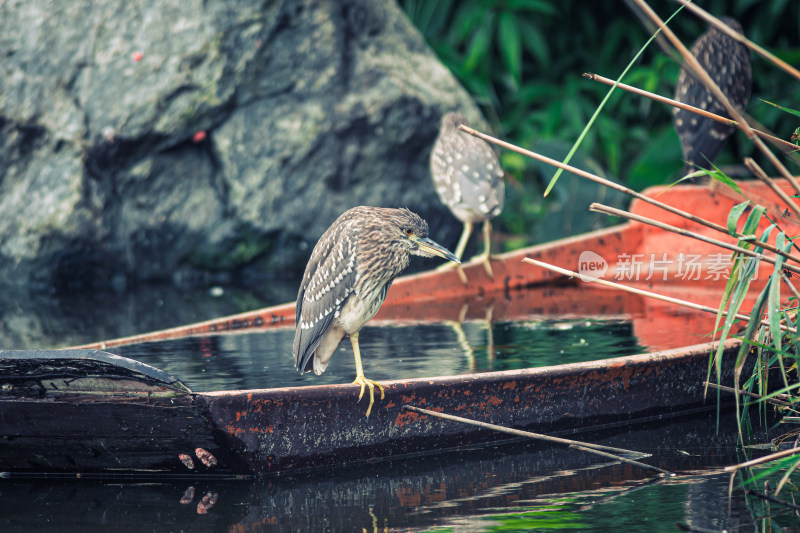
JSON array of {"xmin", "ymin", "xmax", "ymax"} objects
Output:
[{"xmin": 399, "ymin": 0, "xmax": 800, "ymax": 244}]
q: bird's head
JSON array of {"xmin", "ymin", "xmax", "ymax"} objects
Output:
[
  {"xmin": 439, "ymin": 112, "xmax": 468, "ymax": 134},
  {"xmin": 378, "ymin": 208, "xmax": 460, "ymax": 263}
]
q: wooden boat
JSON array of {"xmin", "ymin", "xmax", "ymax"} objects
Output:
[{"xmin": 0, "ymin": 181, "xmax": 794, "ymax": 476}]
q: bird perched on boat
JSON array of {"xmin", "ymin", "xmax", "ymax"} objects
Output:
[
  {"xmin": 673, "ymin": 17, "xmax": 751, "ymax": 177},
  {"xmin": 293, "ymin": 206, "xmax": 459, "ymax": 416},
  {"xmin": 430, "ymin": 112, "xmax": 505, "ymax": 284}
]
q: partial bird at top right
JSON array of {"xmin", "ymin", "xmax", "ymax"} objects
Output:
[{"xmin": 673, "ymin": 16, "xmax": 752, "ymax": 177}]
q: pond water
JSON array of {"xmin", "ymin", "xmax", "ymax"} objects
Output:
[
  {"xmin": 1, "ymin": 283, "xmax": 797, "ymax": 531},
  {"xmin": 1, "ymin": 410, "xmax": 794, "ymax": 532},
  {"xmin": 113, "ymin": 318, "xmax": 644, "ymax": 392}
]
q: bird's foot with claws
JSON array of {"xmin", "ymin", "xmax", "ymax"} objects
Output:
[
  {"xmin": 436, "ymin": 260, "xmax": 468, "ymax": 284},
  {"xmin": 353, "ymin": 376, "xmax": 385, "ymax": 417},
  {"xmin": 472, "ymin": 251, "xmax": 503, "ymax": 279}
]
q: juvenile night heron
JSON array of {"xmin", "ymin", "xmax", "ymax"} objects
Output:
[
  {"xmin": 673, "ymin": 17, "xmax": 751, "ymax": 176},
  {"xmin": 430, "ymin": 112, "xmax": 505, "ymax": 284},
  {"xmin": 293, "ymin": 206, "xmax": 459, "ymax": 416}
]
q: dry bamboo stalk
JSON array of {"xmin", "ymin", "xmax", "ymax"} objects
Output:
[
  {"xmin": 745, "ymin": 157, "xmax": 800, "ymax": 258},
  {"xmin": 458, "ymin": 124, "xmax": 800, "ymax": 265},
  {"xmin": 704, "ymin": 381, "xmax": 793, "ymax": 407},
  {"xmin": 583, "ymin": 73, "xmax": 798, "ymax": 155},
  {"xmin": 746, "ymin": 490, "xmax": 800, "ymax": 513},
  {"xmin": 401, "ymin": 405, "xmax": 673, "ymax": 475},
  {"xmin": 672, "ymin": 0, "xmax": 800, "ymax": 83},
  {"xmin": 458, "ymin": 124, "xmax": 728, "ymax": 230},
  {"xmin": 725, "ymin": 446, "xmax": 800, "ymax": 472},
  {"xmin": 521, "ymin": 257, "xmax": 796, "ymax": 334},
  {"xmin": 590, "ymin": 202, "xmax": 800, "ymax": 275},
  {"xmin": 633, "ymin": 0, "xmax": 800, "ymax": 198},
  {"xmin": 782, "ymin": 273, "xmax": 800, "ymax": 303},
  {"xmin": 745, "ymin": 158, "xmax": 800, "ymax": 219}
]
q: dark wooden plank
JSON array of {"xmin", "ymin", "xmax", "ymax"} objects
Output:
[
  {"xmin": 0, "ymin": 350, "xmax": 245, "ymax": 474},
  {"xmin": 0, "ymin": 349, "xmax": 190, "ymax": 398}
]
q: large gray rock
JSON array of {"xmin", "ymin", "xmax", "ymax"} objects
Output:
[{"xmin": 0, "ymin": 0, "xmax": 483, "ymax": 290}]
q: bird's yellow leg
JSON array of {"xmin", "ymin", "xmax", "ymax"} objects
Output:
[
  {"xmin": 473, "ymin": 220, "xmax": 500, "ymax": 278},
  {"xmin": 454, "ymin": 221, "xmax": 472, "ymax": 261},
  {"xmin": 437, "ymin": 222, "xmax": 472, "ymax": 284},
  {"xmin": 350, "ymin": 332, "xmax": 385, "ymax": 417}
]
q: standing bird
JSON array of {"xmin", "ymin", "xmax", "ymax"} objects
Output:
[
  {"xmin": 430, "ymin": 112, "xmax": 505, "ymax": 284},
  {"xmin": 293, "ymin": 206, "xmax": 459, "ymax": 416},
  {"xmin": 673, "ymin": 17, "xmax": 751, "ymax": 176}
]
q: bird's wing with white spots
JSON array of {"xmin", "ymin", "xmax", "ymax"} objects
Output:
[
  {"xmin": 452, "ymin": 142, "xmax": 505, "ymax": 217},
  {"xmin": 293, "ymin": 226, "xmax": 358, "ymax": 373},
  {"xmin": 673, "ymin": 30, "xmax": 751, "ymax": 171},
  {"xmin": 673, "ymin": 77, "xmax": 735, "ymax": 169}
]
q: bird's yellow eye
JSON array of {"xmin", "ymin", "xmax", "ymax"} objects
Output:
[{"xmin": 403, "ymin": 228, "xmax": 414, "ymax": 236}]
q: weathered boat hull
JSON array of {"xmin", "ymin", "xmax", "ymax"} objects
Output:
[{"xmin": 0, "ymin": 340, "xmax": 744, "ymax": 476}]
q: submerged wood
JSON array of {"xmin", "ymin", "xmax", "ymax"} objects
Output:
[{"xmin": 402, "ymin": 405, "xmax": 673, "ymax": 476}]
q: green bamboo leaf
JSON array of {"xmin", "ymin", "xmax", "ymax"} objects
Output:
[
  {"xmin": 543, "ymin": 3, "xmax": 687, "ymax": 197},
  {"xmin": 707, "ymin": 169, "xmax": 743, "ymax": 195},
  {"xmin": 449, "ymin": 4, "xmax": 489, "ymax": 45},
  {"xmin": 743, "ymin": 455, "xmax": 800, "ymax": 487},
  {"xmin": 463, "ymin": 14, "xmax": 494, "ymax": 74},
  {"xmin": 714, "ymin": 258, "xmax": 758, "ymax": 379},
  {"xmin": 711, "ymin": 222, "xmax": 773, "ymax": 389},
  {"xmin": 727, "ymin": 201, "xmax": 750, "ymax": 236},
  {"xmin": 742, "ymin": 204, "xmax": 766, "ymax": 236},
  {"xmin": 776, "ymin": 456, "xmax": 800, "ymax": 495},
  {"xmin": 768, "ymin": 232, "xmax": 787, "ymax": 353},
  {"xmin": 498, "ymin": 12, "xmax": 522, "ymax": 85},
  {"xmin": 785, "ymin": 310, "xmax": 800, "ymax": 357},
  {"xmin": 736, "ymin": 280, "xmax": 771, "ymax": 378},
  {"xmin": 504, "ymin": 0, "xmax": 557, "ymax": 14},
  {"xmin": 732, "ymin": 277, "xmax": 771, "ymax": 440},
  {"xmin": 518, "ymin": 19, "xmax": 550, "ymax": 67},
  {"xmin": 760, "ymin": 99, "xmax": 800, "ymax": 119}
]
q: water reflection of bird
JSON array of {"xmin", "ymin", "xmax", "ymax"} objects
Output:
[
  {"xmin": 430, "ymin": 112, "xmax": 505, "ymax": 284},
  {"xmin": 293, "ymin": 206, "xmax": 459, "ymax": 416},
  {"xmin": 673, "ymin": 17, "xmax": 751, "ymax": 177},
  {"xmin": 445, "ymin": 302, "xmax": 496, "ymax": 373}
]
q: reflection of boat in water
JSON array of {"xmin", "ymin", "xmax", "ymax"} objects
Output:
[
  {"xmin": 0, "ymin": 183, "xmax": 791, "ymax": 475},
  {"xmin": 0, "ymin": 410, "xmax": 754, "ymax": 531}
]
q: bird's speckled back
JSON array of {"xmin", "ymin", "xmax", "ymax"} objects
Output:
[
  {"xmin": 430, "ymin": 113, "xmax": 505, "ymax": 223},
  {"xmin": 673, "ymin": 17, "xmax": 751, "ymax": 172}
]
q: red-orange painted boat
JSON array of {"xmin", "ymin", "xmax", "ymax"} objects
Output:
[{"xmin": 0, "ymin": 182, "xmax": 794, "ymax": 476}]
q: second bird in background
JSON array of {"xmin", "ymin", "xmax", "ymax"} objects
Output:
[
  {"xmin": 430, "ymin": 112, "xmax": 505, "ymax": 284},
  {"xmin": 673, "ymin": 17, "xmax": 751, "ymax": 177}
]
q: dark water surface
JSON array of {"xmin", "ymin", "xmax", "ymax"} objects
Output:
[
  {"xmin": 113, "ymin": 319, "xmax": 644, "ymax": 392},
  {"xmin": 0, "ymin": 410, "xmax": 791, "ymax": 532},
  {"xmin": 1, "ymin": 283, "xmax": 795, "ymax": 531}
]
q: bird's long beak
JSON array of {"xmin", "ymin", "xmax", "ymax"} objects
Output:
[{"xmin": 415, "ymin": 237, "xmax": 460, "ymax": 264}]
